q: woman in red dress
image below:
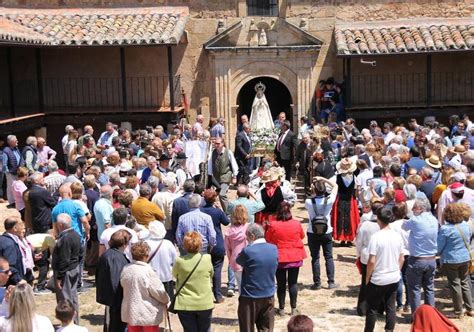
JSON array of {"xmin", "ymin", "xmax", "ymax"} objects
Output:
[{"xmin": 331, "ymin": 158, "xmax": 360, "ymax": 246}]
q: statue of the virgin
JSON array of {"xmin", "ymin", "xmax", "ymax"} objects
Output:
[{"xmin": 249, "ymin": 82, "xmax": 274, "ymax": 130}]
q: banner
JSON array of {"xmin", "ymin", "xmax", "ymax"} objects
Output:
[{"xmin": 185, "ymin": 140, "xmax": 209, "ymax": 177}]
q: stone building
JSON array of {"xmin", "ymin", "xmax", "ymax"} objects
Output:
[{"xmin": 0, "ymin": 0, "xmax": 472, "ymax": 149}]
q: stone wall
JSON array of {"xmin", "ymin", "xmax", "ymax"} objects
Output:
[{"xmin": 0, "ymin": 0, "xmax": 472, "ymax": 121}]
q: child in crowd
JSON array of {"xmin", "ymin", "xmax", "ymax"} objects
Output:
[{"xmin": 56, "ymin": 300, "xmax": 88, "ymax": 332}]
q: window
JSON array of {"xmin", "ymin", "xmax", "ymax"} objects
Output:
[{"xmin": 247, "ymin": 0, "xmax": 279, "ymax": 17}]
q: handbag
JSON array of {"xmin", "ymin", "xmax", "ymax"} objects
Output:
[
  {"xmin": 454, "ymin": 224, "xmax": 474, "ymax": 274},
  {"xmin": 168, "ymin": 254, "xmax": 203, "ymax": 314}
]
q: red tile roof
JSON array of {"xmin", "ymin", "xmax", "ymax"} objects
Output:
[
  {"xmin": 335, "ymin": 19, "xmax": 474, "ymax": 55},
  {"xmin": 0, "ymin": 6, "xmax": 188, "ymax": 46}
]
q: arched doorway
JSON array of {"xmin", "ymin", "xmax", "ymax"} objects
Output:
[{"xmin": 236, "ymin": 76, "xmax": 293, "ymax": 126}]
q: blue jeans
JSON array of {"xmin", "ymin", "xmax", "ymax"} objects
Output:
[
  {"xmin": 406, "ymin": 257, "xmax": 436, "ymax": 313},
  {"xmin": 211, "ymin": 253, "xmax": 224, "ymax": 301},
  {"xmin": 227, "ymin": 265, "xmax": 236, "ymax": 291},
  {"xmin": 396, "ymin": 256, "xmax": 409, "ymax": 308},
  {"xmin": 307, "ymin": 232, "xmax": 335, "ymax": 285}
]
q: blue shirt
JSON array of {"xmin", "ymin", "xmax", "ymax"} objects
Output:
[
  {"xmin": 200, "ymin": 204, "xmax": 230, "ymax": 256},
  {"xmin": 402, "ymin": 212, "xmax": 438, "ymax": 257},
  {"xmin": 237, "ymin": 240, "xmax": 278, "ymax": 299},
  {"xmin": 176, "ymin": 208, "xmax": 216, "ymax": 253},
  {"xmin": 52, "ymin": 199, "xmax": 87, "ymax": 242},
  {"xmin": 227, "ymin": 197, "xmax": 266, "ymax": 224},
  {"xmin": 93, "ymin": 198, "xmax": 114, "ymax": 239},
  {"xmin": 437, "ymin": 221, "xmax": 472, "ymax": 264}
]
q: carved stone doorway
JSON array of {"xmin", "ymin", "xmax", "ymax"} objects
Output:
[{"xmin": 236, "ymin": 76, "xmax": 293, "ymax": 127}]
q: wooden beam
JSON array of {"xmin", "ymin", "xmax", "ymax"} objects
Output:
[
  {"xmin": 120, "ymin": 47, "xmax": 128, "ymax": 112},
  {"xmin": 346, "ymin": 58, "xmax": 352, "ymax": 109},
  {"xmin": 36, "ymin": 48, "xmax": 44, "ymax": 112},
  {"xmin": 167, "ymin": 46, "xmax": 175, "ymax": 112},
  {"xmin": 6, "ymin": 47, "xmax": 15, "ymax": 118},
  {"xmin": 426, "ymin": 54, "xmax": 432, "ymax": 108}
]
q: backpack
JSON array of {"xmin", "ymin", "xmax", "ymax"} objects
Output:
[{"xmin": 311, "ymin": 196, "xmax": 329, "ymax": 235}]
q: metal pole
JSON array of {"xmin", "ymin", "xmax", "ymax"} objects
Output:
[
  {"xmin": 120, "ymin": 47, "xmax": 128, "ymax": 111},
  {"xmin": 426, "ymin": 54, "xmax": 432, "ymax": 108},
  {"xmin": 167, "ymin": 46, "xmax": 175, "ymax": 111},
  {"xmin": 6, "ymin": 47, "xmax": 15, "ymax": 118},
  {"xmin": 36, "ymin": 48, "xmax": 44, "ymax": 112}
]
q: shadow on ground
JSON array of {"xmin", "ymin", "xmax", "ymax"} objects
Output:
[{"xmin": 82, "ymin": 314, "xmax": 103, "ymax": 326}]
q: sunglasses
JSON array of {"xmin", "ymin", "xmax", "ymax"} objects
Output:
[{"xmin": 0, "ymin": 269, "xmax": 11, "ymax": 274}]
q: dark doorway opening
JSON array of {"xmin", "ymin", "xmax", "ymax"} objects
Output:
[{"xmin": 236, "ymin": 76, "xmax": 293, "ymax": 126}]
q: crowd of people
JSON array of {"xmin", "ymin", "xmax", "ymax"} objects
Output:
[{"xmin": 0, "ymin": 111, "xmax": 472, "ymax": 331}]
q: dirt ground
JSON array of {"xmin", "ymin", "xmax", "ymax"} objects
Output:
[{"xmin": 1, "ymin": 199, "xmax": 473, "ymax": 332}]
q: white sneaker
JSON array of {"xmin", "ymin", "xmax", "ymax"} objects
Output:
[{"xmin": 227, "ymin": 289, "xmax": 235, "ymax": 297}]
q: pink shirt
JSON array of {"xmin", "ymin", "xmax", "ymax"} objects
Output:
[
  {"xmin": 12, "ymin": 180, "xmax": 27, "ymax": 211},
  {"xmin": 224, "ymin": 224, "xmax": 248, "ymax": 272}
]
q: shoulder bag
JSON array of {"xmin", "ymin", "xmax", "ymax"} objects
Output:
[
  {"xmin": 454, "ymin": 224, "xmax": 474, "ymax": 274},
  {"xmin": 148, "ymin": 240, "xmax": 164, "ymax": 263},
  {"xmin": 168, "ymin": 254, "xmax": 203, "ymax": 314}
]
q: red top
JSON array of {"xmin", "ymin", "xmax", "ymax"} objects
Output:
[
  {"xmin": 265, "ymin": 218, "xmax": 307, "ymax": 263},
  {"xmin": 411, "ymin": 305, "xmax": 459, "ymax": 332}
]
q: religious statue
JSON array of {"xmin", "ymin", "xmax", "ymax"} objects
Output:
[
  {"xmin": 258, "ymin": 28, "xmax": 268, "ymax": 46},
  {"xmin": 249, "ymin": 82, "xmax": 274, "ymax": 131}
]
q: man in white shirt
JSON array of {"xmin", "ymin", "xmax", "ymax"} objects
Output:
[
  {"xmin": 305, "ymin": 176, "xmax": 339, "ymax": 290},
  {"xmin": 99, "ymin": 208, "xmax": 138, "ymax": 259},
  {"xmin": 151, "ymin": 175, "xmax": 180, "ymax": 238},
  {"xmin": 364, "ymin": 206, "xmax": 404, "ymax": 332},
  {"xmin": 355, "ymin": 201, "xmax": 383, "ymax": 316}
]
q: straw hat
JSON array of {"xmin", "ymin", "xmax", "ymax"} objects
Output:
[
  {"xmin": 425, "ymin": 155, "xmax": 442, "ymax": 169},
  {"xmin": 452, "ymin": 145, "xmax": 466, "ymax": 155},
  {"xmin": 336, "ymin": 158, "xmax": 357, "ymax": 174},
  {"xmin": 271, "ymin": 166, "xmax": 286, "ymax": 179},
  {"xmin": 260, "ymin": 169, "xmax": 279, "ymax": 183}
]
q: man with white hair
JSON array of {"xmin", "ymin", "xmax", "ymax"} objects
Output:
[
  {"xmin": 97, "ymin": 122, "xmax": 118, "ymax": 150},
  {"xmin": 77, "ymin": 125, "xmax": 94, "ymax": 148},
  {"xmin": 44, "ymin": 160, "xmax": 66, "ymax": 194},
  {"xmin": 93, "ymin": 185, "xmax": 114, "ymax": 240},
  {"xmin": 152, "ymin": 174, "xmax": 180, "ymax": 239},
  {"xmin": 3, "ymin": 135, "xmax": 23, "ymax": 206},
  {"xmin": 176, "ymin": 194, "xmax": 216, "ymax": 254},
  {"xmin": 36, "ymin": 137, "xmax": 56, "ymax": 173},
  {"xmin": 210, "ymin": 117, "xmax": 226, "ymax": 138},
  {"xmin": 140, "ymin": 156, "xmax": 157, "ymax": 183},
  {"xmin": 192, "ymin": 114, "xmax": 205, "ymax": 138},
  {"xmin": 402, "ymin": 197, "xmax": 438, "ymax": 315},
  {"xmin": 28, "ymin": 172, "xmax": 57, "ymax": 234},
  {"xmin": 52, "ymin": 213, "xmax": 82, "ymax": 324},
  {"xmin": 61, "ymin": 125, "xmax": 74, "ymax": 168}
]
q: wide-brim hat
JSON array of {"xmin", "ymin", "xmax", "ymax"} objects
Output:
[
  {"xmin": 336, "ymin": 158, "xmax": 357, "ymax": 174},
  {"xmin": 261, "ymin": 170, "xmax": 279, "ymax": 183},
  {"xmin": 425, "ymin": 155, "xmax": 442, "ymax": 169},
  {"xmin": 270, "ymin": 166, "xmax": 286, "ymax": 178},
  {"xmin": 176, "ymin": 152, "xmax": 187, "ymax": 160},
  {"xmin": 451, "ymin": 145, "xmax": 466, "ymax": 155},
  {"xmin": 158, "ymin": 154, "xmax": 171, "ymax": 161}
]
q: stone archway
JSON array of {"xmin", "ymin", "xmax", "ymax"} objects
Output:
[
  {"xmin": 211, "ymin": 56, "xmax": 317, "ymax": 149},
  {"xmin": 236, "ymin": 76, "xmax": 293, "ymax": 126}
]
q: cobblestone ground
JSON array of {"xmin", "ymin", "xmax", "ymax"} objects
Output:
[{"xmin": 1, "ymin": 197, "xmax": 473, "ymax": 331}]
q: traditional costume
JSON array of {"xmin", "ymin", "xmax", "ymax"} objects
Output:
[{"xmin": 331, "ymin": 158, "xmax": 360, "ymax": 243}]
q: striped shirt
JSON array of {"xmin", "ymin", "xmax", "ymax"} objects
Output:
[
  {"xmin": 44, "ymin": 172, "xmax": 66, "ymax": 194},
  {"xmin": 176, "ymin": 208, "xmax": 216, "ymax": 253}
]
